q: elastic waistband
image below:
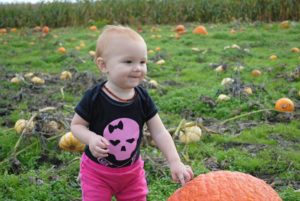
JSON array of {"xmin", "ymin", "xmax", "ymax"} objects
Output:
[{"xmin": 81, "ymin": 153, "xmax": 143, "ymax": 174}]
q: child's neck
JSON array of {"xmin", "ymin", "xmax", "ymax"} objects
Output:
[{"xmin": 104, "ymin": 82, "xmax": 136, "ymax": 102}]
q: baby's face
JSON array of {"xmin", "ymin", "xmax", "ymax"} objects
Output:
[{"xmin": 102, "ymin": 37, "xmax": 147, "ymax": 89}]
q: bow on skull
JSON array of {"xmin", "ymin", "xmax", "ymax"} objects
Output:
[{"xmin": 108, "ymin": 121, "xmax": 123, "ymax": 133}]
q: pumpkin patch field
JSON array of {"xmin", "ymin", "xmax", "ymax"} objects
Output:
[{"xmin": 0, "ymin": 21, "xmax": 300, "ymax": 200}]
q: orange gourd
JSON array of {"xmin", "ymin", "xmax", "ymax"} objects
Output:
[
  {"xmin": 175, "ymin": 25, "xmax": 186, "ymax": 34},
  {"xmin": 251, "ymin": 69, "xmax": 262, "ymax": 77},
  {"xmin": 275, "ymin": 98, "xmax": 294, "ymax": 112},
  {"xmin": 192, "ymin": 26, "xmax": 208, "ymax": 35},
  {"xmin": 10, "ymin": 28, "xmax": 17, "ymax": 33},
  {"xmin": 57, "ymin": 47, "xmax": 66, "ymax": 54},
  {"xmin": 168, "ymin": 171, "xmax": 282, "ymax": 201},
  {"xmin": 42, "ymin": 26, "xmax": 49, "ymax": 34},
  {"xmin": 89, "ymin": 25, "xmax": 97, "ymax": 31},
  {"xmin": 0, "ymin": 28, "xmax": 7, "ymax": 34}
]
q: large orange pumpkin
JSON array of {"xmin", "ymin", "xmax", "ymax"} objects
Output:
[
  {"xmin": 275, "ymin": 98, "xmax": 294, "ymax": 112},
  {"xmin": 168, "ymin": 171, "xmax": 282, "ymax": 201}
]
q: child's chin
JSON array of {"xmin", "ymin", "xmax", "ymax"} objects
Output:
[{"xmin": 127, "ymin": 80, "xmax": 142, "ymax": 87}]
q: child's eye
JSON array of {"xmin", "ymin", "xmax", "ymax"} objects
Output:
[
  {"xmin": 124, "ymin": 60, "xmax": 132, "ymax": 64},
  {"xmin": 140, "ymin": 61, "xmax": 146, "ymax": 64}
]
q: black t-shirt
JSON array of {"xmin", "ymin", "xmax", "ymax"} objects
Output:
[{"xmin": 75, "ymin": 81, "xmax": 158, "ymax": 168}]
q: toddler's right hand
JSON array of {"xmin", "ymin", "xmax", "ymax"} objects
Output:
[{"xmin": 89, "ymin": 134, "xmax": 110, "ymax": 159}]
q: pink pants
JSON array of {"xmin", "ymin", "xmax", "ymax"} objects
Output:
[{"xmin": 80, "ymin": 153, "xmax": 148, "ymax": 201}]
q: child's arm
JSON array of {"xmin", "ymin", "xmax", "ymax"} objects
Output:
[
  {"xmin": 147, "ymin": 114, "xmax": 194, "ymax": 185},
  {"xmin": 71, "ymin": 113, "xmax": 110, "ymax": 158}
]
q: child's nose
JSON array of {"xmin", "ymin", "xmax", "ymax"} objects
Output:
[{"xmin": 133, "ymin": 63, "xmax": 142, "ymax": 71}]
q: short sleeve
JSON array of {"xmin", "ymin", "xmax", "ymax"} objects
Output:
[
  {"xmin": 137, "ymin": 86, "xmax": 158, "ymax": 121},
  {"xmin": 145, "ymin": 95, "xmax": 158, "ymax": 121},
  {"xmin": 75, "ymin": 89, "xmax": 93, "ymax": 123}
]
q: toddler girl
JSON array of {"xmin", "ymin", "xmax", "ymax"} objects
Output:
[{"xmin": 71, "ymin": 25, "xmax": 193, "ymax": 201}]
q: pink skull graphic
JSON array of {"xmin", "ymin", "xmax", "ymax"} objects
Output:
[{"xmin": 103, "ymin": 118, "xmax": 139, "ymax": 161}]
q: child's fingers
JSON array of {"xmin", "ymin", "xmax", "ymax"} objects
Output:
[
  {"xmin": 183, "ymin": 171, "xmax": 192, "ymax": 183},
  {"xmin": 92, "ymin": 146, "xmax": 109, "ymax": 157},
  {"xmin": 98, "ymin": 146, "xmax": 109, "ymax": 154},
  {"xmin": 171, "ymin": 173, "xmax": 178, "ymax": 182},
  {"xmin": 185, "ymin": 165, "xmax": 194, "ymax": 179},
  {"xmin": 98, "ymin": 153, "xmax": 109, "ymax": 158},
  {"xmin": 178, "ymin": 175, "xmax": 186, "ymax": 186},
  {"xmin": 100, "ymin": 137, "xmax": 110, "ymax": 146}
]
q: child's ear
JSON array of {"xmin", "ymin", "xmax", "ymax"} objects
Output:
[{"xmin": 96, "ymin": 57, "xmax": 107, "ymax": 73}]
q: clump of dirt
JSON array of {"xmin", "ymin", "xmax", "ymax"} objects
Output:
[
  {"xmin": 203, "ymin": 157, "xmax": 222, "ymax": 171},
  {"xmin": 0, "ymin": 102, "xmax": 15, "ymax": 121},
  {"xmin": 8, "ymin": 158, "xmax": 22, "ymax": 174},
  {"xmin": 200, "ymin": 96, "xmax": 216, "ymax": 108},
  {"xmin": 36, "ymin": 152, "xmax": 63, "ymax": 167},
  {"xmin": 148, "ymin": 51, "xmax": 169, "ymax": 63}
]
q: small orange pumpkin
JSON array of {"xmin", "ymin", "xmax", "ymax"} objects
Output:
[
  {"xmin": 291, "ymin": 47, "xmax": 300, "ymax": 53},
  {"xmin": 57, "ymin": 47, "xmax": 66, "ymax": 54},
  {"xmin": 269, "ymin": 55, "xmax": 277, "ymax": 60},
  {"xmin": 0, "ymin": 28, "xmax": 7, "ymax": 34},
  {"xmin": 89, "ymin": 25, "xmax": 97, "ymax": 31},
  {"xmin": 279, "ymin": 20, "xmax": 290, "ymax": 29},
  {"xmin": 168, "ymin": 171, "xmax": 282, "ymax": 201},
  {"xmin": 60, "ymin": 70, "xmax": 72, "ymax": 80},
  {"xmin": 192, "ymin": 26, "xmax": 208, "ymax": 35},
  {"xmin": 275, "ymin": 98, "xmax": 295, "ymax": 112},
  {"xmin": 10, "ymin": 28, "xmax": 17, "ymax": 33},
  {"xmin": 175, "ymin": 25, "xmax": 186, "ymax": 34},
  {"xmin": 42, "ymin": 26, "xmax": 49, "ymax": 34},
  {"xmin": 251, "ymin": 69, "xmax": 262, "ymax": 77}
]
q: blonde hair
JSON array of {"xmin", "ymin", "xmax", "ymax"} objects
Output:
[{"xmin": 95, "ymin": 25, "xmax": 145, "ymax": 59}]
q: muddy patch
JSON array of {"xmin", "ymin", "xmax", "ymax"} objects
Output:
[{"xmin": 203, "ymin": 157, "xmax": 222, "ymax": 171}]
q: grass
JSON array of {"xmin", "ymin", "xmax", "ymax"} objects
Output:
[{"xmin": 0, "ymin": 22, "xmax": 300, "ymax": 200}]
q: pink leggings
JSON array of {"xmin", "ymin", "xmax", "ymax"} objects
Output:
[{"xmin": 80, "ymin": 153, "xmax": 148, "ymax": 201}]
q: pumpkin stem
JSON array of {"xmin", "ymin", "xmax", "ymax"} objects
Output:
[
  {"xmin": 221, "ymin": 108, "xmax": 276, "ymax": 125},
  {"xmin": 173, "ymin": 119, "xmax": 186, "ymax": 139},
  {"xmin": 182, "ymin": 144, "xmax": 190, "ymax": 161}
]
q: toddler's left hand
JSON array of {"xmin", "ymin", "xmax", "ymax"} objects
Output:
[{"xmin": 169, "ymin": 161, "xmax": 194, "ymax": 186}]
